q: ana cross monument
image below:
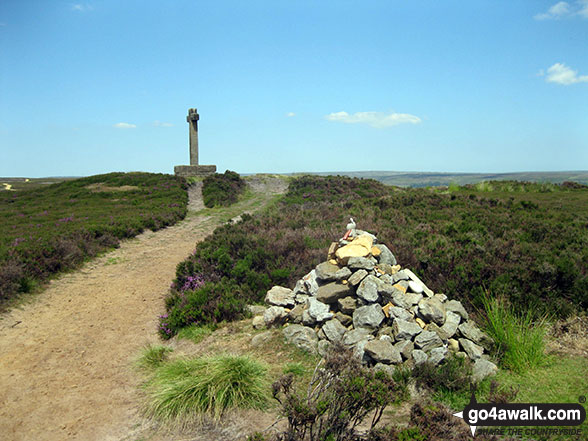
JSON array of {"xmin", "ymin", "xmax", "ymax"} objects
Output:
[{"xmin": 174, "ymin": 108, "xmax": 217, "ymax": 177}]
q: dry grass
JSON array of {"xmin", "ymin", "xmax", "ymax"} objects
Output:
[
  {"xmin": 546, "ymin": 313, "xmax": 588, "ymax": 357},
  {"xmin": 85, "ymin": 183, "xmax": 140, "ymax": 192}
]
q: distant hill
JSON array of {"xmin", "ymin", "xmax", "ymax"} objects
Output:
[{"xmin": 297, "ymin": 171, "xmax": 588, "ymax": 187}]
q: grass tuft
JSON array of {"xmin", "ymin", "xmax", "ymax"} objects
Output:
[
  {"xmin": 137, "ymin": 344, "xmax": 173, "ymax": 370},
  {"xmin": 176, "ymin": 324, "xmax": 214, "ymax": 344},
  {"xmin": 144, "ymin": 354, "xmax": 268, "ymax": 423},
  {"xmin": 482, "ymin": 293, "xmax": 548, "ymax": 373}
]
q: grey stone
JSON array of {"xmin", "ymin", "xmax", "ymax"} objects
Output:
[
  {"xmin": 318, "ymin": 340, "xmax": 331, "ymax": 357},
  {"xmin": 414, "ymin": 331, "xmax": 443, "ymax": 352},
  {"xmin": 426, "ymin": 323, "xmax": 449, "ymax": 341},
  {"xmin": 353, "ymin": 338, "xmax": 372, "ymax": 363},
  {"xmin": 387, "ymin": 290, "xmax": 412, "ymax": 310},
  {"xmin": 263, "ymin": 306, "xmax": 288, "ymax": 327},
  {"xmin": 174, "ymin": 165, "xmax": 217, "ymax": 177},
  {"xmin": 377, "ymin": 326, "xmax": 394, "ymax": 339},
  {"xmin": 412, "ymin": 349, "xmax": 428, "ymax": 366},
  {"xmin": 391, "ymin": 270, "xmax": 411, "ymax": 283},
  {"xmin": 408, "ymin": 280, "xmax": 424, "ymax": 294},
  {"xmin": 472, "ymin": 359, "xmax": 498, "ymax": 383},
  {"xmin": 265, "ymin": 286, "xmax": 296, "ymax": 307},
  {"xmin": 348, "ymin": 269, "xmax": 368, "ymax": 286},
  {"xmin": 373, "ymin": 363, "xmax": 396, "ymax": 377},
  {"xmin": 335, "ymin": 311, "xmax": 353, "ymax": 327},
  {"xmin": 440, "ymin": 311, "xmax": 461, "ymax": 339},
  {"xmin": 394, "ymin": 340, "xmax": 414, "ymax": 359},
  {"xmin": 403, "ymin": 269, "xmax": 434, "ymax": 297},
  {"xmin": 321, "ymin": 319, "xmax": 347, "ymax": 343},
  {"xmin": 247, "ymin": 305, "xmax": 267, "ymax": 316},
  {"xmin": 364, "ymin": 340, "xmax": 402, "ymax": 364},
  {"xmin": 376, "ymin": 263, "xmax": 397, "ymax": 275},
  {"xmin": 348, "ymin": 256, "xmax": 375, "ymax": 271},
  {"xmin": 353, "ymin": 304, "xmax": 385, "ymax": 330},
  {"xmin": 334, "ymin": 266, "xmax": 352, "ymax": 281},
  {"xmin": 302, "ymin": 270, "xmax": 320, "ymax": 296},
  {"xmin": 293, "ymin": 278, "xmax": 307, "ymax": 295},
  {"xmin": 252, "ymin": 315, "xmax": 265, "ymax": 330},
  {"xmin": 445, "ymin": 299, "xmax": 469, "ymax": 320},
  {"xmin": 378, "ymin": 274, "xmax": 394, "ymax": 284},
  {"xmin": 393, "ymin": 319, "xmax": 423, "ymax": 341},
  {"xmin": 458, "ymin": 322, "xmax": 492, "ymax": 348},
  {"xmin": 342, "ymin": 328, "xmax": 374, "ymax": 348},
  {"xmin": 295, "ymin": 293, "xmax": 310, "ymax": 304},
  {"xmin": 418, "ymin": 297, "xmax": 446, "ymax": 326},
  {"xmin": 405, "ymin": 292, "xmax": 424, "ymax": 306},
  {"xmin": 283, "ymin": 325, "xmax": 318, "ymax": 354},
  {"xmin": 317, "ymin": 327, "xmax": 327, "ymax": 340},
  {"xmin": 338, "ymin": 296, "xmax": 357, "ymax": 314},
  {"xmin": 307, "ymin": 297, "xmax": 333, "ymax": 323},
  {"xmin": 316, "ymin": 282, "xmax": 351, "ymax": 304},
  {"xmin": 459, "ymin": 338, "xmax": 484, "ymax": 360},
  {"xmin": 379, "ymin": 334, "xmax": 393, "ymax": 343},
  {"xmin": 434, "ymin": 293, "xmax": 448, "ymax": 303},
  {"xmin": 357, "ymin": 275, "xmax": 380, "ymax": 303},
  {"xmin": 288, "ymin": 304, "xmax": 306, "ymax": 324},
  {"xmin": 251, "ymin": 330, "xmax": 273, "ymax": 347},
  {"xmin": 315, "ymin": 261, "xmax": 341, "ymax": 282},
  {"xmin": 428, "ymin": 347, "xmax": 449, "ymax": 366},
  {"xmin": 302, "ymin": 309, "xmax": 315, "ymax": 327},
  {"xmin": 374, "ymin": 244, "xmax": 396, "ymax": 265},
  {"xmin": 389, "ymin": 306, "xmax": 413, "ymax": 322}
]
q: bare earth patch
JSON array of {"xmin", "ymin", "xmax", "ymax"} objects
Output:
[{"xmin": 0, "ymin": 177, "xmax": 286, "ymax": 441}]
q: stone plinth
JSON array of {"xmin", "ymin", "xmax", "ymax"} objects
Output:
[{"xmin": 174, "ymin": 165, "xmax": 217, "ymax": 177}]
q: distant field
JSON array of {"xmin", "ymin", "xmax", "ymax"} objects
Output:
[
  {"xmin": 0, "ymin": 177, "xmax": 77, "ymax": 192},
  {"xmin": 0, "ymin": 172, "xmax": 188, "ymax": 308},
  {"xmin": 300, "ymin": 170, "xmax": 588, "ymax": 187}
]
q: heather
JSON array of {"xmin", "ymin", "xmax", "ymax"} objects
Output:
[
  {"xmin": 0, "ymin": 172, "xmax": 188, "ymax": 306},
  {"xmin": 202, "ymin": 170, "xmax": 246, "ymax": 208},
  {"xmin": 161, "ymin": 175, "xmax": 588, "ymax": 338}
]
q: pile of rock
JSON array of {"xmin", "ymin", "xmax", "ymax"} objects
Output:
[{"xmin": 253, "ymin": 226, "xmax": 498, "ymax": 383}]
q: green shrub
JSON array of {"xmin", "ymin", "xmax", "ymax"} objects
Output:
[
  {"xmin": 271, "ymin": 343, "xmax": 405, "ymax": 441},
  {"xmin": 482, "ymin": 293, "xmax": 548, "ymax": 373},
  {"xmin": 144, "ymin": 355, "xmax": 268, "ymax": 423},
  {"xmin": 202, "ymin": 170, "xmax": 246, "ymax": 207}
]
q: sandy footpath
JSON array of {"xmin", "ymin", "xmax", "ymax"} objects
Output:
[{"xmin": 0, "ymin": 178, "xmax": 286, "ymax": 441}]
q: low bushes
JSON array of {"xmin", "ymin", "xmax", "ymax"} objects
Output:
[
  {"xmin": 0, "ymin": 172, "xmax": 188, "ymax": 307},
  {"xmin": 202, "ymin": 170, "xmax": 246, "ymax": 207},
  {"xmin": 161, "ymin": 175, "xmax": 588, "ymax": 338}
]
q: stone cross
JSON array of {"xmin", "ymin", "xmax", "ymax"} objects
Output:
[{"xmin": 187, "ymin": 108, "xmax": 200, "ymax": 166}]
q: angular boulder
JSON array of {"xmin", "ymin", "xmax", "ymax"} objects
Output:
[
  {"xmin": 321, "ymin": 318, "xmax": 347, "ymax": 343},
  {"xmin": 315, "ymin": 261, "xmax": 341, "ymax": 282},
  {"xmin": 418, "ymin": 297, "xmax": 446, "ymax": 326},
  {"xmin": 264, "ymin": 306, "xmax": 288, "ymax": 327},
  {"xmin": 265, "ymin": 286, "xmax": 296, "ymax": 307},
  {"xmin": 364, "ymin": 340, "xmax": 402, "ymax": 364},
  {"xmin": 307, "ymin": 297, "xmax": 333, "ymax": 323},
  {"xmin": 283, "ymin": 325, "xmax": 318, "ymax": 354},
  {"xmin": 353, "ymin": 304, "xmax": 385, "ymax": 330},
  {"xmin": 373, "ymin": 244, "xmax": 397, "ymax": 265},
  {"xmin": 348, "ymin": 269, "xmax": 368, "ymax": 286},
  {"xmin": 316, "ymin": 282, "xmax": 351, "ymax": 304},
  {"xmin": 414, "ymin": 330, "xmax": 443, "ymax": 352},
  {"xmin": 393, "ymin": 319, "xmax": 423, "ymax": 341},
  {"xmin": 356, "ymin": 275, "xmax": 380, "ymax": 303}
]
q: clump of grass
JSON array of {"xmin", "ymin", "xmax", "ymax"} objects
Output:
[
  {"xmin": 282, "ymin": 362, "xmax": 306, "ymax": 377},
  {"xmin": 176, "ymin": 324, "xmax": 214, "ymax": 344},
  {"xmin": 144, "ymin": 354, "xmax": 268, "ymax": 423},
  {"xmin": 482, "ymin": 293, "xmax": 547, "ymax": 373},
  {"xmin": 137, "ymin": 344, "xmax": 173, "ymax": 370}
]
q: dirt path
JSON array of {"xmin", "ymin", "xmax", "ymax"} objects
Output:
[{"xmin": 0, "ymin": 177, "xmax": 286, "ymax": 441}]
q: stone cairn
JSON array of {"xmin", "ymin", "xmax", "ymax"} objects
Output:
[{"xmin": 254, "ymin": 220, "xmax": 498, "ymax": 383}]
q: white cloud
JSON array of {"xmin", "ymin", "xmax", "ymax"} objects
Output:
[
  {"xmin": 152, "ymin": 120, "xmax": 173, "ymax": 127},
  {"xmin": 286, "ymin": 112, "xmax": 296, "ymax": 117},
  {"xmin": 534, "ymin": 1, "xmax": 588, "ymax": 19},
  {"xmin": 543, "ymin": 62, "xmax": 588, "ymax": 85},
  {"xmin": 71, "ymin": 3, "xmax": 93, "ymax": 12},
  {"xmin": 113, "ymin": 122, "xmax": 137, "ymax": 129},
  {"xmin": 325, "ymin": 111, "xmax": 421, "ymax": 128}
]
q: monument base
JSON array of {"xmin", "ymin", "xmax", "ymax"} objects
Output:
[{"xmin": 174, "ymin": 165, "xmax": 217, "ymax": 177}]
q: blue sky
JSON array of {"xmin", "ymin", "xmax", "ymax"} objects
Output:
[{"xmin": 1, "ymin": 1, "xmax": 587, "ymax": 177}]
